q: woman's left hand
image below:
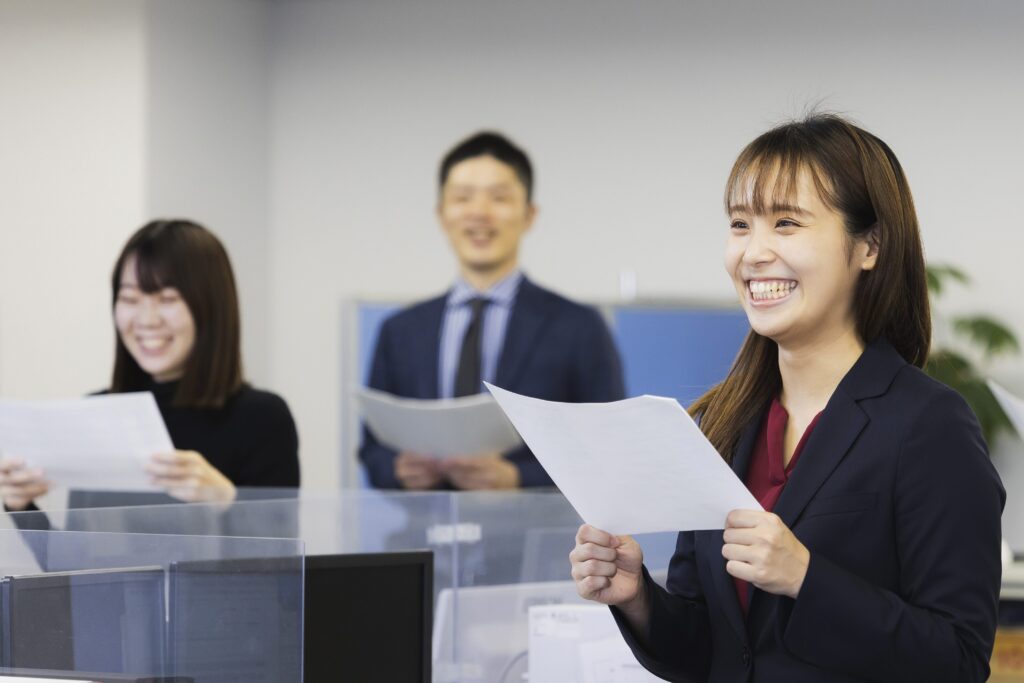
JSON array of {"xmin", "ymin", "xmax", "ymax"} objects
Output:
[
  {"xmin": 722, "ymin": 509, "xmax": 809, "ymax": 599},
  {"xmin": 145, "ymin": 450, "xmax": 237, "ymax": 503}
]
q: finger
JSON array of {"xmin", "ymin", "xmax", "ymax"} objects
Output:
[
  {"xmin": 570, "ymin": 541, "xmax": 618, "ymax": 564},
  {"xmin": 721, "ymin": 543, "xmax": 758, "ymax": 564},
  {"xmin": 0, "ymin": 456, "xmax": 25, "ymax": 472},
  {"xmin": 725, "ymin": 509, "xmax": 765, "ymax": 529},
  {"xmin": 722, "ymin": 527, "xmax": 760, "ymax": 546},
  {"xmin": 5, "ymin": 468, "xmax": 46, "ymax": 486},
  {"xmin": 576, "ymin": 524, "xmax": 619, "ymax": 549},
  {"xmin": 145, "ymin": 460, "xmax": 192, "ymax": 478},
  {"xmin": 2, "ymin": 482, "xmax": 48, "ymax": 499},
  {"xmin": 149, "ymin": 451, "xmax": 186, "ymax": 465},
  {"xmin": 577, "ymin": 574, "xmax": 611, "ymax": 598},
  {"xmin": 724, "ymin": 559, "xmax": 757, "ymax": 582},
  {"xmin": 571, "ymin": 559, "xmax": 617, "ymax": 581}
]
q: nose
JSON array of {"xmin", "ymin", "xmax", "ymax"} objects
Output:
[
  {"xmin": 135, "ymin": 296, "xmax": 163, "ymax": 326},
  {"xmin": 464, "ymin": 194, "xmax": 493, "ymax": 219},
  {"xmin": 741, "ymin": 224, "xmax": 777, "ymax": 267}
]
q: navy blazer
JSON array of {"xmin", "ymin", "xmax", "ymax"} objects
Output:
[
  {"xmin": 615, "ymin": 338, "xmax": 1005, "ymax": 682},
  {"xmin": 359, "ymin": 277, "xmax": 625, "ymax": 488}
]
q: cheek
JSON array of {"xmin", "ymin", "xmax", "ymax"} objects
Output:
[{"xmin": 113, "ymin": 307, "xmax": 132, "ymax": 334}]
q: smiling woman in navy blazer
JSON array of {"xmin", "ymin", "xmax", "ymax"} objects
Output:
[{"xmin": 571, "ymin": 114, "xmax": 1005, "ymax": 682}]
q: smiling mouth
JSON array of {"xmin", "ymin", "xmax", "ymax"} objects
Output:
[
  {"xmin": 137, "ymin": 337, "xmax": 172, "ymax": 353},
  {"xmin": 748, "ymin": 279, "xmax": 798, "ymax": 303},
  {"xmin": 465, "ymin": 228, "xmax": 496, "ymax": 246}
]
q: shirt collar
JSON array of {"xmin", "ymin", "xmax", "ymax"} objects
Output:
[{"xmin": 447, "ymin": 270, "xmax": 523, "ymax": 308}]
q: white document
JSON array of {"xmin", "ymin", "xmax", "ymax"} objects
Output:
[
  {"xmin": 0, "ymin": 392, "xmax": 170, "ymax": 491},
  {"xmin": 989, "ymin": 380, "xmax": 1024, "ymax": 440},
  {"xmin": 356, "ymin": 387, "xmax": 523, "ymax": 458},
  {"xmin": 486, "ymin": 383, "xmax": 761, "ymax": 534},
  {"xmin": 528, "ymin": 604, "xmax": 662, "ymax": 683}
]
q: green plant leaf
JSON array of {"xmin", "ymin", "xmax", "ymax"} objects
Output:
[
  {"xmin": 926, "ymin": 264, "xmax": 969, "ymax": 296},
  {"xmin": 924, "ymin": 349, "xmax": 973, "ymax": 385},
  {"xmin": 924, "ymin": 350, "xmax": 1013, "ymax": 445},
  {"xmin": 952, "ymin": 316, "xmax": 1021, "ymax": 359}
]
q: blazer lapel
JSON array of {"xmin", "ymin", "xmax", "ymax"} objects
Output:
[
  {"xmin": 417, "ymin": 296, "xmax": 446, "ymax": 399},
  {"xmin": 769, "ymin": 338, "xmax": 905, "ymax": 528},
  {"xmin": 771, "ymin": 391, "xmax": 868, "ymax": 528},
  {"xmin": 494, "ymin": 279, "xmax": 552, "ymax": 389},
  {"xmin": 702, "ymin": 414, "xmax": 764, "ymax": 647}
]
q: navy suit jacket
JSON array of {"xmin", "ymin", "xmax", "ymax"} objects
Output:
[
  {"xmin": 615, "ymin": 338, "xmax": 1005, "ymax": 682},
  {"xmin": 359, "ymin": 277, "xmax": 625, "ymax": 488}
]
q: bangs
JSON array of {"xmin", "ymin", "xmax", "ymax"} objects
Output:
[
  {"xmin": 724, "ymin": 135, "xmax": 837, "ymax": 215},
  {"xmin": 123, "ymin": 241, "xmax": 178, "ymax": 294}
]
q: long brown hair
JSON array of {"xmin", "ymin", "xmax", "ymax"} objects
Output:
[
  {"xmin": 110, "ymin": 219, "xmax": 243, "ymax": 408},
  {"xmin": 691, "ymin": 114, "xmax": 930, "ymax": 462}
]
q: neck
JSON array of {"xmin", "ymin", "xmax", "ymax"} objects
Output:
[
  {"xmin": 777, "ymin": 325, "xmax": 865, "ymax": 415},
  {"xmin": 459, "ymin": 259, "xmax": 519, "ymax": 292}
]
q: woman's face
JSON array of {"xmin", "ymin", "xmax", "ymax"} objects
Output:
[
  {"xmin": 724, "ymin": 167, "xmax": 877, "ymax": 350},
  {"xmin": 113, "ymin": 255, "xmax": 196, "ymax": 382}
]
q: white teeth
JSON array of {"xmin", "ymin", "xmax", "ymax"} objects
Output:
[
  {"xmin": 748, "ymin": 280, "xmax": 796, "ymax": 301},
  {"xmin": 139, "ymin": 338, "xmax": 169, "ymax": 350}
]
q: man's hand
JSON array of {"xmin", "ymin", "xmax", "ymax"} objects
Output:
[
  {"xmin": 395, "ymin": 452, "xmax": 444, "ymax": 490},
  {"xmin": 442, "ymin": 453, "xmax": 520, "ymax": 490}
]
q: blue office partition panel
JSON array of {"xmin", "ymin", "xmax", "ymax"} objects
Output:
[{"xmin": 612, "ymin": 306, "xmax": 750, "ymax": 408}]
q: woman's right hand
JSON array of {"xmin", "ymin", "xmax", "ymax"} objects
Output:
[
  {"xmin": 0, "ymin": 456, "xmax": 49, "ymax": 511},
  {"xmin": 571, "ymin": 524, "xmax": 646, "ymax": 609}
]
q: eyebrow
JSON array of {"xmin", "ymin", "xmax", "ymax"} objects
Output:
[{"xmin": 728, "ymin": 203, "xmax": 814, "ymax": 218}]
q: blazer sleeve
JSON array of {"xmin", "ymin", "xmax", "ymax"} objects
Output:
[
  {"xmin": 776, "ymin": 390, "xmax": 1005, "ymax": 683},
  {"xmin": 358, "ymin": 320, "xmax": 403, "ymax": 489},
  {"xmin": 503, "ymin": 307, "xmax": 625, "ymax": 488},
  {"xmin": 610, "ymin": 532, "xmax": 713, "ymax": 682}
]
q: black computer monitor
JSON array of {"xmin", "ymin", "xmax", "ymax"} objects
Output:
[
  {"xmin": 304, "ymin": 552, "xmax": 433, "ymax": 682},
  {"xmin": 167, "ymin": 551, "xmax": 432, "ymax": 683}
]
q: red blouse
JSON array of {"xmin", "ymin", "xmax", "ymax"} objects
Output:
[{"xmin": 734, "ymin": 397, "xmax": 822, "ymax": 615}]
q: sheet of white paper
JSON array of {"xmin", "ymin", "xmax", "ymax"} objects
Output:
[
  {"xmin": 486, "ymin": 383, "xmax": 761, "ymax": 534},
  {"xmin": 528, "ymin": 604, "xmax": 662, "ymax": 683},
  {"xmin": 356, "ymin": 387, "xmax": 523, "ymax": 458},
  {"xmin": 0, "ymin": 392, "xmax": 170, "ymax": 491},
  {"xmin": 989, "ymin": 380, "xmax": 1024, "ymax": 440}
]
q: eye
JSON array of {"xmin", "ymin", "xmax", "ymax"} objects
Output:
[
  {"xmin": 729, "ymin": 219, "xmax": 748, "ymax": 230},
  {"xmin": 159, "ymin": 290, "xmax": 181, "ymax": 304},
  {"xmin": 116, "ymin": 293, "xmax": 139, "ymax": 305},
  {"xmin": 775, "ymin": 218, "xmax": 801, "ymax": 229}
]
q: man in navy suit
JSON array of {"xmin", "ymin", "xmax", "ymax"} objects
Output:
[{"xmin": 359, "ymin": 131, "xmax": 624, "ymax": 489}]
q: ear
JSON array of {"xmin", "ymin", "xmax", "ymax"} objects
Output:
[
  {"xmin": 860, "ymin": 225, "xmax": 880, "ymax": 271},
  {"xmin": 523, "ymin": 203, "xmax": 538, "ymax": 233}
]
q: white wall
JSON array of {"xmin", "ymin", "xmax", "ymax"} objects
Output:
[
  {"xmin": 145, "ymin": 0, "xmax": 273, "ymax": 385},
  {"xmin": 267, "ymin": 0, "xmax": 1024, "ymax": 494},
  {"xmin": 3, "ymin": 1, "xmax": 1023, "ymax": 540},
  {"xmin": 0, "ymin": 0, "xmax": 147, "ymax": 399}
]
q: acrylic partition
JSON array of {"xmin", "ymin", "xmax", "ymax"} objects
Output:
[
  {"xmin": 5, "ymin": 489, "xmax": 678, "ymax": 683},
  {"xmin": 0, "ymin": 528, "xmax": 304, "ymax": 683}
]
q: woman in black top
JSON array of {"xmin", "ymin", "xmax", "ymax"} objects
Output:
[{"xmin": 0, "ymin": 219, "xmax": 299, "ymax": 509}]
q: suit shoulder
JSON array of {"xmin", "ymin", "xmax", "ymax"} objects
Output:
[
  {"xmin": 526, "ymin": 282, "xmax": 606, "ymax": 324},
  {"xmin": 889, "ymin": 364, "xmax": 974, "ymax": 416},
  {"xmin": 378, "ymin": 293, "xmax": 446, "ymax": 335}
]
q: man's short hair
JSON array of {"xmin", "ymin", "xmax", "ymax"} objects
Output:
[{"xmin": 438, "ymin": 131, "xmax": 534, "ymax": 201}]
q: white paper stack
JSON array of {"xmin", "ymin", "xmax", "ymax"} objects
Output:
[{"xmin": 355, "ymin": 387, "xmax": 522, "ymax": 458}]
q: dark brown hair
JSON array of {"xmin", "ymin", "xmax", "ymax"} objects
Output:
[
  {"xmin": 691, "ymin": 114, "xmax": 930, "ymax": 462},
  {"xmin": 110, "ymin": 219, "xmax": 243, "ymax": 408}
]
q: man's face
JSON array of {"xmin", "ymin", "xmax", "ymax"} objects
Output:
[{"xmin": 438, "ymin": 155, "xmax": 535, "ymax": 275}]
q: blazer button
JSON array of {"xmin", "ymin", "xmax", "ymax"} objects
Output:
[{"xmin": 742, "ymin": 648, "xmax": 751, "ymax": 666}]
